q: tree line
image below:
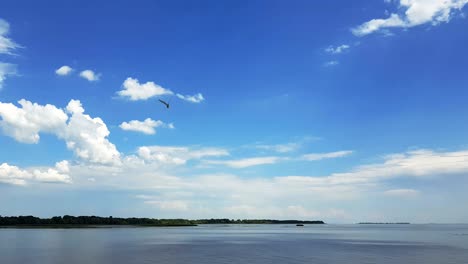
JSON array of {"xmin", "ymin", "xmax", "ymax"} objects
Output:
[{"xmin": 0, "ymin": 215, "xmax": 324, "ymax": 226}]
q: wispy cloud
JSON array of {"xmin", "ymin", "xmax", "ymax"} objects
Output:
[
  {"xmin": 0, "ymin": 19, "xmax": 20, "ymax": 55},
  {"xmin": 325, "ymin": 44, "xmax": 350, "ymax": 54},
  {"xmin": 353, "ymin": 0, "xmax": 468, "ymax": 36},
  {"xmin": 302, "ymin": 150, "xmax": 353, "ymax": 161},
  {"xmin": 204, "ymin": 156, "xmax": 283, "ymax": 168},
  {"xmin": 136, "ymin": 195, "xmax": 189, "ymax": 211},
  {"xmin": 281, "ymin": 149, "xmax": 468, "ymax": 187},
  {"xmin": 255, "ymin": 142, "xmax": 301, "ymax": 153},
  {"xmin": 137, "ymin": 145, "xmax": 229, "ymax": 165},
  {"xmin": 0, "ymin": 19, "xmax": 19, "ymax": 89},
  {"xmin": 176, "ymin": 93, "xmax": 205, "ymax": 103},
  {"xmin": 324, "ymin": 60, "xmax": 339, "ymax": 67},
  {"xmin": 0, "ymin": 62, "xmax": 17, "ymax": 89}
]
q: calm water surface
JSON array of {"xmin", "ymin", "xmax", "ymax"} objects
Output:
[{"xmin": 1, "ymin": 224, "xmax": 468, "ymax": 263}]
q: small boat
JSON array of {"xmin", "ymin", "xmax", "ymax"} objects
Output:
[{"xmin": 296, "ymin": 224, "xmax": 304, "ymax": 227}]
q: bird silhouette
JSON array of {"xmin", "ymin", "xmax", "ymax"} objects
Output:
[{"xmin": 158, "ymin": 99, "xmax": 170, "ymax": 109}]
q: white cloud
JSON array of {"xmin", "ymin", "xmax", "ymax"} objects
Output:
[
  {"xmin": 51, "ymin": 147, "xmax": 468, "ymax": 221},
  {"xmin": 79, "ymin": 70, "xmax": 100, "ymax": 81},
  {"xmin": 324, "ymin": 60, "xmax": 339, "ymax": 67},
  {"xmin": 137, "ymin": 145, "xmax": 229, "ymax": 165},
  {"xmin": 119, "ymin": 118, "xmax": 173, "ymax": 135},
  {"xmin": 0, "ymin": 62, "xmax": 17, "ymax": 89},
  {"xmin": 325, "ymin": 44, "xmax": 350, "ymax": 54},
  {"xmin": 0, "ymin": 19, "xmax": 19, "ymax": 89},
  {"xmin": 135, "ymin": 194, "xmax": 190, "ymax": 211},
  {"xmin": 384, "ymin": 188, "xmax": 420, "ymax": 197},
  {"xmin": 63, "ymin": 100, "xmax": 121, "ymax": 165},
  {"xmin": 356, "ymin": 149, "xmax": 468, "ymax": 178},
  {"xmin": 0, "ymin": 161, "xmax": 71, "ymax": 185},
  {"xmin": 0, "ymin": 99, "xmax": 68, "ymax": 143},
  {"xmin": 0, "ymin": 163, "xmax": 32, "ymax": 185},
  {"xmin": 0, "ymin": 99, "xmax": 120, "ymax": 165},
  {"xmin": 117, "ymin": 77, "xmax": 205, "ymax": 103},
  {"xmin": 32, "ymin": 160, "xmax": 72, "ymax": 183},
  {"xmin": 118, "ymin": 77, "xmax": 173, "ymax": 101},
  {"xmin": 204, "ymin": 156, "xmax": 282, "ymax": 168},
  {"xmin": 279, "ymin": 149, "xmax": 468, "ymax": 187},
  {"xmin": 176, "ymin": 93, "xmax": 205, "ymax": 103},
  {"xmin": 255, "ymin": 142, "xmax": 301, "ymax": 153},
  {"xmin": 0, "ymin": 19, "xmax": 20, "ymax": 55},
  {"xmin": 144, "ymin": 200, "xmax": 189, "ymax": 211},
  {"xmin": 55, "ymin": 160, "xmax": 70, "ymax": 173},
  {"xmin": 302, "ymin": 150, "xmax": 353, "ymax": 161},
  {"xmin": 55, "ymin": 65, "xmax": 73, "ymax": 76},
  {"xmin": 2, "ymin": 96, "xmax": 468, "ymax": 222},
  {"xmin": 353, "ymin": 0, "xmax": 468, "ymax": 36}
]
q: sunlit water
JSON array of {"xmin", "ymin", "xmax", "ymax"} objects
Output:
[{"xmin": 1, "ymin": 224, "xmax": 468, "ymax": 263}]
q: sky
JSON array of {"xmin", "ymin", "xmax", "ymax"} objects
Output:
[{"xmin": 1, "ymin": 0, "xmax": 468, "ymax": 223}]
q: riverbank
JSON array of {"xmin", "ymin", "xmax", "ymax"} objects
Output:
[{"xmin": 0, "ymin": 215, "xmax": 325, "ymax": 228}]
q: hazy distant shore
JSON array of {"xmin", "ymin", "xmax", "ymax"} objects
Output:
[{"xmin": 358, "ymin": 222, "xmax": 410, "ymax": 225}]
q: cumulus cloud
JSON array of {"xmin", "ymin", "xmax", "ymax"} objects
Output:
[
  {"xmin": 119, "ymin": 118, "xmax": 174, "ymax": 135},
  {"xmin": 0, "ymin": 161, "xmax": 71, "ymax": 185},
  {"xmin": 204, "ymin": 156, "xmax": 282, "ymax": 168},
  {"xmin": 302, "ymin": 150, "xmax": 353, "ymax": 161},
  {"xmin": 0, "ymin": 163, "xmax": 32, "ymax": 185},
  {"xmin": 325, "ymin": 44, "xmax": 350, "ymax": 54},
  {"xmin": 79, "ymin": 70, "xmax": 100, "ymax": 81},
  {"xmin": 137, "ymin": 145, "xmax": 229, "ymax": 165},
  {"xmin": 118, "ymin": 77, "xmax": 173, "ymax": 101},
  {"xmin": 176, "ymin": 93, "xmax": 205, "ymax": 103},
  {"xmin": 55, "ymin": 65, "xmax": 73, "ymax": 76},
  {"xmin": 0, "ymin": 99, "xmax": 120, "ymax": 165},
  {"xmin": 117, "ymin": 77, "xmax": 205, "ymax": 103},
  {"xmin": 0, "ymin": 99, "xmax": 68, "ymax": 143},
  {"xmin": 63, "ymin": 100, "xmax": 121, "ymax": 165},
  {"xmin": 353, "ymin": 0, "xmax": 468, "ymax": 36},
  {"xmin": 32, "ymin": 160, "xmax": 72, "ymax": 183},
  {"xmin": 0, "ymin": 19, "xmax": 20, "ymax": 55},
  {"xmin": 0, "ymin": 62, "xmax": 17, "ymax": 89}
]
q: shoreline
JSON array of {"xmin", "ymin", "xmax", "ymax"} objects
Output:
[{"xmin": 0, "ymin": 215, "xmax": 325, "ymax": 228}]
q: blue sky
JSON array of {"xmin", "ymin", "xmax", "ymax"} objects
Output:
[{"xmin": 1, "ymin": 0, "xmax": 468, "ymax": 223}]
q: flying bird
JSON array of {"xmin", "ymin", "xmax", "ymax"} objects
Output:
[{"xmin": 158, "ymin": 99, "xmax": 170, "ymax": 109}]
